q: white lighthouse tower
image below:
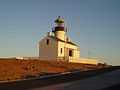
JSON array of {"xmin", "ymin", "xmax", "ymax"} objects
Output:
[{"xmin": 53, "ymin": 16, "xmax": 66, "ymax": 41}]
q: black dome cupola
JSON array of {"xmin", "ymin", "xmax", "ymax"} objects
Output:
[{"xmin": 54, "ymin": 16, "xmax": 65, "ymax": 31}]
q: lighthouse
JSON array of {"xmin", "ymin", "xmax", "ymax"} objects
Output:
[
  {"xmin": 38, "ymin": 16, "xmax": 99, "ymax": 64},
  {"xmin": 39, "ymin": 16, "xmax": 80, "ymax": 61},
  {"xmin": 53, "ymin": 16, "xmax": 66, "ymax": 41}
]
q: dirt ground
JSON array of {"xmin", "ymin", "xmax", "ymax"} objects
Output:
[{"xmin": 0, "ymin": 58, "xmax": 107, "ymax": 81}]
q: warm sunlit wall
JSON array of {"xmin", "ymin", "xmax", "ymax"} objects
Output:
[
  {"xmin": 70, "ymin": 58, "xmax": 98, "ymax": 65},
  {"xmin": 58, "ymin": 41, "xmax": 80, "ymax": 60}
]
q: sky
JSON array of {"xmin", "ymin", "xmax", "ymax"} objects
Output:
[{"xmin": 0, "ymin": 0, "xmax": 120, "ymax": 65}]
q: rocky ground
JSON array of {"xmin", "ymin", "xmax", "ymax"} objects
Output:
[{"xmin": 0, "ymin": 58, "xmax": 108, "ymax": 81}]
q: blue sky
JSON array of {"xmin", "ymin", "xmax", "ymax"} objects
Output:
[{"xmin": 0, "ymin": 0, "xmax": 120, "ymax": 65}]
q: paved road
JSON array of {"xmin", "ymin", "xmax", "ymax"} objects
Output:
[
  {"xmin": 0, "ymin": 67, "xmax": 119, "ymax": 90},
  {"xmin": 31, "ymin": 70, "xmax": 120, "ymax": 90}
]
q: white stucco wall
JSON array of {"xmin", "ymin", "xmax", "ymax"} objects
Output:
[
  {"xmin": 66, "ymin": 42, "xmax": 80, "ymax": 59},
  {"xmin": 39, "ymin": 36, "xmax": 58, "ymax": 60},
  {"xmin": 58, "ymin": 41, "xmax": 80, "ymax": 61}
]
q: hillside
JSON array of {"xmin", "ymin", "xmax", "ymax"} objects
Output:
[{"xmin": 0, "ymin": 58, "xmax": 108, "ymax": 81}]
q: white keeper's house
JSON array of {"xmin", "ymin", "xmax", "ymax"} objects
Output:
[{"xmin": 39, "ymin": 16, "xmax": 99, "ymax": 64}]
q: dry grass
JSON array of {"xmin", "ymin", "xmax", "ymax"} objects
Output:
[{"xmin": 0, "ymin": 59, "xmax": 106, "ymax": 81}]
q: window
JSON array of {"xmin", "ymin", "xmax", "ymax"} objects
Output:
[
  {"xmin": 61, "ymin": 48, "xmax": 62, "ymax": 54},
  {"xmin": 69, "ymin": 49, "xmax": 73, "ymax": 57},
  {"xmin": 46, "ymin": 39, "xmax": 49, "ymax": 45}
]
